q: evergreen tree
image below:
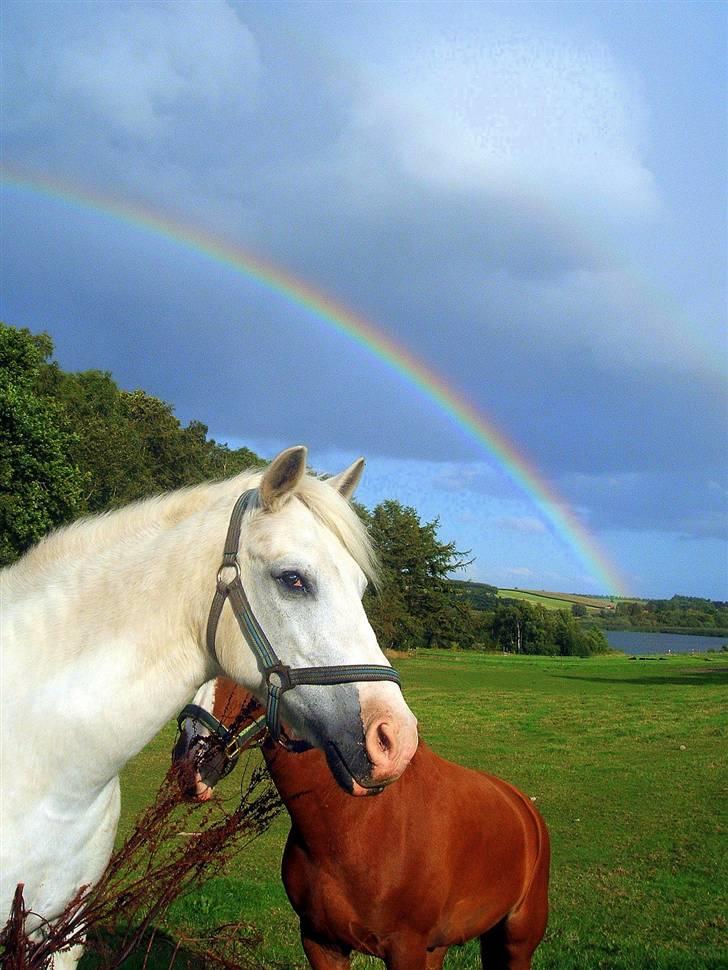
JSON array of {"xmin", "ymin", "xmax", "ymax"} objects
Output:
[{"xmin": 364, "ymin": 500, "xmax": 474, "ymax": 649}]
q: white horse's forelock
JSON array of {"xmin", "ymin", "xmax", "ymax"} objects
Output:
[
  {"xmin": 294, "ymin": 475, "xmax": 380, "ymax": 588},
  {"xmin": 4, "ymin": 467, "xmax": 380, "ymax": 589}
]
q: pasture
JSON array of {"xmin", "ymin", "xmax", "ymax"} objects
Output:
[
  {"xmin": 83, "ymin": 651, "xmax": 727, "ymax": 969},
  {"xmin": 496, "ymin": 588, "xmax": 612, "ymax": 613}
]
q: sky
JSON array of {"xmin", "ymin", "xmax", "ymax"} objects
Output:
[{"xmin": 1, "ymin": 0, "xmax": 726, "ymax": 599}]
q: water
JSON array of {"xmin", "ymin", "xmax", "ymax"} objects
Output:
[{"xmin": 604, "ymin": 629, "xmax": 728, "ymax": 655}]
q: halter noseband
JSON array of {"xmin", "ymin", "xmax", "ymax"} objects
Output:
[
  {"xmin": 176, "ymin": 704, "xmax": 268, "ymax": 776},
  {"xmin": 204, "ymin": 488, "xmax": 402, "ymax": 749}
]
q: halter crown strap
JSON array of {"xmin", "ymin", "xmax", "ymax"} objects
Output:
[{"xmin": 205, "ymin": 487, "xmax": 402, "ymax": 747}]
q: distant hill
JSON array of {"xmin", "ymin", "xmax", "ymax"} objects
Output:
[
  {"xmin": 450, "ymin": 580, "xmax": 615, "ymax": 613},
  {"xmin": 449, "ymin": 579, "xmax": 499, "ymax": 610},
  {"xmin": 451, "ymin": 581, "xmax": 728, "ymax": 636},
  {"xmin": 497, "ymin": 588, "xmax": 617, "ymax": 613}
]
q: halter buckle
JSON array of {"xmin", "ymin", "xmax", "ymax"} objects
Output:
[
  {"xmin": 224, "ymin": 736, "xmax": 242, "ymax": 761},
  {"xmin": 266, "ymin": 663, "xmax": 293, "ymax": 693}
]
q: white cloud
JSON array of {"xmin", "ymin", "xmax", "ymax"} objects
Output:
[
  {"xmin": 522, "ymin": 267, "xmax": 721, "ymax": 375},
  {"xmin": 341, "ymin": 30, "xmax": 657, "ymax": 219},
  {"xmin": 52, "ymin": 1, "xmax": 259, "ymax": 137},
  {"xmin": 431, "ymin": 462, "xmax": 498, "ymax": 493},
  {"xmin": 495, "ymin": 516, "xmax": 548, "ymax": 535},
  {"xmin": 708, "ymin": 480, "xmax": 728, "ymax": 501}
]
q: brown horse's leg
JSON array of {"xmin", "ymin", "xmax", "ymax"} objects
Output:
[
  {"xmin": 481, "ymin": 807, "xmax": 550, "ymax": 969},
  {"xmin": 480, "ymin": 875, "xmax": 549, "ymax": 969},
  {"xmin": 425, "ymin": 946, "xmax": 448, "ymax": 969},
  {"xmin": 301, "ymin": 931, "xmax": 352, "ymax": 970},
  {"xmin": 479, "ymin": 933, "xmax": 535, "ymax": 969},
  {"xmin": 386, "ymin": 938, "xmax": 431, "ymax": 970},
  {"xmin": 480, "ymin": 919, "xmax": 528, "ymax": 968},
  {"xmin": 480, "ymin": 908, "xmax": 548, "ymax": 969}
]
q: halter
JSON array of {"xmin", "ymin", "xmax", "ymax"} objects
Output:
[
  {"xmin": 204, "ymin": 489, "xmax": 402, "ymax": 750},
  {"xmin": 176, "ymin": 703, "xmax": 268, "ymax": 775}
]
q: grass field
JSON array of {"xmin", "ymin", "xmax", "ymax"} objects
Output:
[
  {"xmin": 81, "ymin": 651, "xmax": 727, "ymax": 969},
  {"xmin": 496, "ymin": 589, "xmax": 614, "ymax": 613}
]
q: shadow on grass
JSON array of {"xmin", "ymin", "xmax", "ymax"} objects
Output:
[
  {"xmin": 553, "ymin": 665, "xmax": 728, "ymax": 688},
  {"xmin": 78, "ymin": 926, "xmax": 207, "ymax": 969}
]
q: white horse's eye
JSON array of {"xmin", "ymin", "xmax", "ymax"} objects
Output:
[{"xmin": 276, "ymin": 570, "xmax": 310, "ymax": 594}]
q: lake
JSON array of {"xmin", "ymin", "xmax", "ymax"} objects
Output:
[{"xmin": 604, "ymin": 629, "xmax": 728, "ymax": 655}]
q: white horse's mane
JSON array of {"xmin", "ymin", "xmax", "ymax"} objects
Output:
[{"xmin": 4, "ymin": 469, "xmax": 379, "ymax": 587}]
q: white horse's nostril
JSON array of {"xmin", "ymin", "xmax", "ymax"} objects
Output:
[
  {"xmin": 365, "ymin": 718, "xmax": 398, "ymax": 769},
  {"xmin": 377, "ymin": 723, "xmax": 393, "ymax": 754}
]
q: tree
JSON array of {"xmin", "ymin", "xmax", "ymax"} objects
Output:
[
  {"xmin": 492, "ymin": 605, "xmax": 524, "ymax": 653},
  {"xmin": 451, "ymin": 580, "xmax": 499, "ymax": 611},
  {"xmin": 0, "ymin": 322, "xmax": 267, "ymax": 565},
  {"xmin": 0, "ymin": 324, "xmax": 85, "ymax": 565},
  {"xmin": 364, "ymin": 500, "xmax": 474, "ymax": 650},
  {"xmin": 55, "ymin": 378, "xmax": 266, "ymax": 512},
  {"xmin": 482, "ymin": 597, "xmax": 609, "ymax": 656},
  {"xmin": 183, "ymin": 421, "xmax": 265, "ymax": 481},
  {"xmin": 53, "ymin": 370, "xmax": 153, "ymax": 511}
]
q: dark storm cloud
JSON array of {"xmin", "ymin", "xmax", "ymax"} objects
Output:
[{"xmin": 564, "ymin": 471, "xmax": 728, "ymax": 542}]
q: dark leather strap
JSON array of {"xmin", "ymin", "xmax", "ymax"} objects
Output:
[
  {"xmin": 204, "ymin": 488, "xmax": 401, "ymax": 748},
  {"xmin": 177, "ymin": 704, "xmax": 229, "ymax": 740},
  {"xmin": 177, "ymin": 703, "xmax": 268, "ymax": 774}
]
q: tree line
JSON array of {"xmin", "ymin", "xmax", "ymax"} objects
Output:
[
  {"xmin": 605, "ymin": 596, "xmax": 728, "ymax": 635},
  {"xmin": 0, "ymin": 323, "xmax": 264, "ymax": 565},
  {"xmin": 1, "ymin": 322, "xmax": 608, "ymax": 656}
]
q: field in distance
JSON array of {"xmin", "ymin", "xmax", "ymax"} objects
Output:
[
  {"xmin": 451, "ymin": 579, "xmax": 626, "ymax": 613},
  {"xmin": 496, "ymin": 588, "xmax": 620, "ymax": 612}
]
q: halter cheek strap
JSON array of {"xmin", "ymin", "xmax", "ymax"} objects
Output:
[{"xmin": 205, "ymin": 489, "xmax": 402, "ymax": 749}]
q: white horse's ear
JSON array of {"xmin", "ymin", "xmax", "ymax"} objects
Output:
[
  {"xmin": 260, "ymin": 446, "xmax": 308, "ymax": 510},
  {"xmin": 328, "ymin": 457, "xmax": 365, "ymax": 500}
]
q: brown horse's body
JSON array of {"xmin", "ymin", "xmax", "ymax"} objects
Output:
[{"xmin": 183, "ymin": 678, "xmax": 550, "ymax": 970}]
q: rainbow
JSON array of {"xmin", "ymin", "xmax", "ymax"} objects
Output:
[{"xmin": 0, "ymin": 166, "xmax": 628, "ymax": 595}]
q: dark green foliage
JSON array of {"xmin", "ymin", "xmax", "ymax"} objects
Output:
[
  {"xmin": 479, "ymin": 598, "xmax": 610, "ymax": 656},
  {"xmin": 52, "ymin": 377, "xmax": 265, "ymax": 512},
  {"xmin": 607, "ymin": 595, "xmax": 728, "ymax": 633},
  {"xmin": 450, "ymin": 579, "xmax": 499, "ymax": 610},
  {"xmin": 0, "ymin": 324, "xmax": 265, "ymax": 566},
  {"xmin": 363, "ymin": 500, "xmax": 474, "ymax": 650},
  {"xmin": 0, "ymin": 324, "xmax": 85, "ymax": 564}
]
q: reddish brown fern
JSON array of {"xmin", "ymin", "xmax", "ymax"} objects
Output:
[{"xmin": 0, "ymin": 742, "xmax": 282, "ymax": 970}]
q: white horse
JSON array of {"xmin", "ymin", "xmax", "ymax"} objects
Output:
[{"xmin": 0, "ymin": 446, "xmax": 418, "ymax": 967}]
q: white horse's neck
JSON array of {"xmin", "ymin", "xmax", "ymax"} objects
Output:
[
  {"xmin": 1, "ymin": 451, "xmax": 420, "ymax": 950},
  {"xmin": 2, "ymin": 478, "xmax": 252, "ymax": 790}
]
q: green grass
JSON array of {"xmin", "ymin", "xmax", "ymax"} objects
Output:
[
  {"xmin": 82, "ymin": 652, "xmax": 728, "ymax": 969},
  {"xmin": 496, "ymin": 588, "xmax": 612, "ymax": 613}
]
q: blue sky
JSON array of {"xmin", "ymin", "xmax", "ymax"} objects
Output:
[{"xmin": 1, "ymin": 0, "xmax": 725, "ymax": 598}]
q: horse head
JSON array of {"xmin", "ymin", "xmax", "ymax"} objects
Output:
[{"xmin": 206, "ymin": 447, "xmax": 418, "ymax": 795}]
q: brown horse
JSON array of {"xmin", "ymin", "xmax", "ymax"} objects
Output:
[{"xmin": 175, "ymin": 678, "xmax": 550, "ymax": 970}]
